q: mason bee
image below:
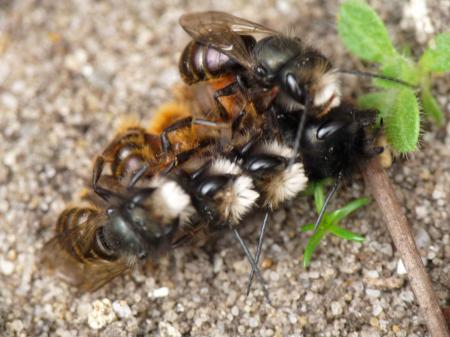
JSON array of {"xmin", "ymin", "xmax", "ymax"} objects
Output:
[
  {"xmin": 91, "ymin": 102, "xmax": 228, "ymax": 201},
  {"xmin": 179, "ymin": 11, "xmax": 341, "ymax": 121},
  {"xmin": 42, "ymin": 178, "xmax": 194, "ymax": 291}
]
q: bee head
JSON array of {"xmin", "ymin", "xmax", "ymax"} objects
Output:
[
  {"xmin": 191, "ymin": 158, "xmax": 259, "ymax": 225},
  {"xmin": 252, "ymin": 36, "xmax": 302, "ymax": 87},
  {"xmin": 300, "ymin": 105, "xmax": 379, "ymax": 179},
  {"xmin": 266, "ymin": 47, "xmax": 340, "ymax": 116},
  {"xmin": 98, "ymin": 179, "xmax": 192, "ymax": 260}
]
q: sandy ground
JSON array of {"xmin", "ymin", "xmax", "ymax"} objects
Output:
[{"xmin": 0, "ymin": 0, "xmax": 449, "ymax": 336}]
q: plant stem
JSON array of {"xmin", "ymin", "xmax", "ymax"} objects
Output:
[{"xmin": 361, "ymin": 157, "xmax": 449, "ymax": 337}]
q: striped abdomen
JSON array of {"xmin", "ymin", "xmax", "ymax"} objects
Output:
[
  {"xmin": 102, "ymin": 128, "xmax": 162, "ymax": 181},
  {"xmin": 179, "ymin": 36, "xmax": 256, "ymax": 85},
  {"xmin": 55, "ymin": 207, "xmax": 112, "ymax": 262}
]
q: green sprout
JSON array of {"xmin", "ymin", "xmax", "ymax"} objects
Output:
[
  {"xmin": 338, "ymin": 0, "xmax": 450, "ymax": 153},
  {"xmin": 299, "ymin": 181, "xmax": 368, "ymax": 268}
]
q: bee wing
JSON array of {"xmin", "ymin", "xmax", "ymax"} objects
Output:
[
  {"xmin": 180, "ymin": 11, "xmax": 276, "ymax": 70},
  {"xmin": 75, "ymin": 259, "xmax": 132, "ymax": 292},
  {"xmin": 41, "ymin": 210, "xmax": 132, "ymax": 291}
]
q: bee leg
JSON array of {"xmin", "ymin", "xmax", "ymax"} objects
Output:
[
  {"xmin": 264, "ymin": 105, "xmax": 281, "ymax": 138},
  {"xmin": 160, "ymin": 116, "xmax": 225, "ymax": 154},
  {"xmin": 231, "ymin": 227, "xmax": 272, "ymax": 305},
  {"xmin": 313, "ymin": 171, "xmax": 343, "ymax": 233},
  {"xmin": 92, "ymin": 156, "xmax": 115, "ymax": 201},
  {"xmin": 363, "ymin": 146, "xmax": 384, "ymax": 157},
  {"xmin": 231, "ymin": 108, "xmax": 245, "ymax": 136},
  {"xmin": 213, "ymin": 81, "xmax": 240, "ymax": 121},
  {"xmin": 162, "ymin": 137, "xmax": 214, "ymax": 174},
  {"xmin": 128, "ymin": 163, "xmax": 150, "ymax": 188},
  {"xmin": 161, "ymin": 145, "xmax": 205, "ymax": 174},
  {"xmin": 129, "ymin": 138, "xmax": 214, "ymax": 187},
  {"xmin": 246, "ymin": 211, "xmax": 270, "ymax": 298}
]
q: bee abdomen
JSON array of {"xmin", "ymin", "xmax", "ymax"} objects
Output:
[
  {"xmin": 56, "ymin": 207, "xmax": 99, "ymax": 262},
  {"xmin": 179, "ymin": 41, "xmax": 242, "ymax": 85}
]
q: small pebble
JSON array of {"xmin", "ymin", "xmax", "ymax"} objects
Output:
[
  {"xmin": 365, "ymin": 288, "xmax": 381, "ymax": 298},
  {"xmin": 366, "ymin": 270, "xmax": 379, "ymax": 278},
  {"xmin": 415, "ymin": 227, "xmax": 431, "ymax": 249},
  {"xmin": 159, "ymin": 321, "xmax": 181, "ymax": 337},
  {"xmin": 397, "ymin": 259, "xmax": 407, "ymax": 275},
  {"xmin": 10, "ymin": 319, "xmax": 23, "ymax": 333},
  {"xmin": 330, "ymin": 301, "xmax": 343, "ymax": 316},
  {"xmin": 0, "ymin": 258, "xmax": 15, "ymax": 275},
  {"xmin": 392, "ymin": 325, "xmax": 401, "ymax": 333},
  {"xmin": 88, "ymin": 299, "xmax": 116, "ymax": 330},
  {"xmin": 150, "ymin": 287, "xmax": 170, "ymax": 298},
  {"xmin": 248, "ymin": 316, "xmax": 260, "ymax": 328},
  {"xmin": 112, "ymin": 300, "xmax": 132, "ymax": 319},
  {"xmin": 370, "ymin": 317, "xmax": 379, "ymax": 328},
  {"xmin": 261, "ymin": 258, "xmax": 273, "ymax": 269},
  {"xmin": 399, "ymin": 290, "xmax": 415, "ymax": 303},
  {"xmin": 372, "ymin": 304, "xmax": 383, "ymax": 316}
]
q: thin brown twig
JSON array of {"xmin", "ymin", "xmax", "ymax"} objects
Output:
[{"xmin": 361, "ymin": 157, "xmax": 449, "ymax": 337}]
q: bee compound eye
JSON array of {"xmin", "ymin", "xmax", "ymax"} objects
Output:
[
  {"xmin": 197, "ymin": 175, "xmax": 231, "ymax": 197},
  {"xmin": 317, "ymin": 121, "xmax": 345, "ymax": 140},
  {"xmin": 244, "ymin": 154, "xmax": 284, "ymax": 173}
]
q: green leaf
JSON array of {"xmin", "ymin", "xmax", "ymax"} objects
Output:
[
  {"xmin": 299, "ymin": 223, "xmax": 314, "ymax": 232},
  {"xmin": 358, "ymin": 91, "xmax": 388, "ymax": 110},
  {"xmin": 383, "ymin": 88, "xmax": 420, "ymax": 153},
  {"xmin": 358, "ymin": 89, "xmax": 420, "ymax": 153},
  {"xmin": 373, "ymin": 54, "xmax": 419, "ymax": 88},
  {"xmin": 313, "ymin": 182, "xmax": 325, "ymax": 213},
  {"xmin": 329, "ymin": 198, "xmax": 370, "ymax": 223},
  {"xmin": 421, "ymin": 85, "xmax": 444, "ymax": 126},
  {"xmin": 303, "ymin": 226, "xmax": 327, "ymax": 267},
  {"xmin": 329, "ymin": 224, "xmax": 365, "ymax": 242},
  {"xmin": 419, "ymin": 32, "xmax": 450, "ymax": 73},
  {"xmin": 338, "ymin": 0, "xmax": 397, "ymax": 63}
]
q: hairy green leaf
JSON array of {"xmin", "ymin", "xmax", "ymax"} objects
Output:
[
  {"xmin": 419, "ymin": 32, "xmax": 450, "ymax": 73},
  {"xmin": 384, "ymin": 88, "xmax": 420, "ymax": 153},
  {"xmin": 358, "ymin": 89, "xmax": 419, "ymax": 153},
  {"xmin": 358, "ymin": 91, "xmax": 389, "ymax": 111},
  {"xmin": 338, "ymin": 0, "xmax": 397, "ymax": 63},
  {"xmin": 373, "ymin": 54, "xmax": 419, "ymax": 88},
  {"xmin": 421, "ymin": 86, "xmax": 444, "ymax": 126}
]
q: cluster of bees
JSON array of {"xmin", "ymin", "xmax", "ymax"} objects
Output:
[{"xmin": 43, "ymin": 12, "xmax": 395, "ymax": 297}]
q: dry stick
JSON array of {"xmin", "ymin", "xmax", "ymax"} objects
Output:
[{"xmin": 361, "ymin": 157, "xmax": 450, "ymax": 337}]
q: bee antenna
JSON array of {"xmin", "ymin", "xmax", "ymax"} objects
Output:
[
  {"xmin": 338, "ymin": 69, "xmax": 416, "ymax": 89},
  {"xmin": 313, "ymin": 172, "xmax": 343, "ymax": 234},
  {"xmin": 246, "ymin": 211, "xmax": 270, "ymax": 298},
  {"xmin": 288, "ymin": 96, "xmax": 310, "ymax": 167},
  {"xmin": 231, "ymin": 227, "xmax": 272, "ymax": 306}
]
